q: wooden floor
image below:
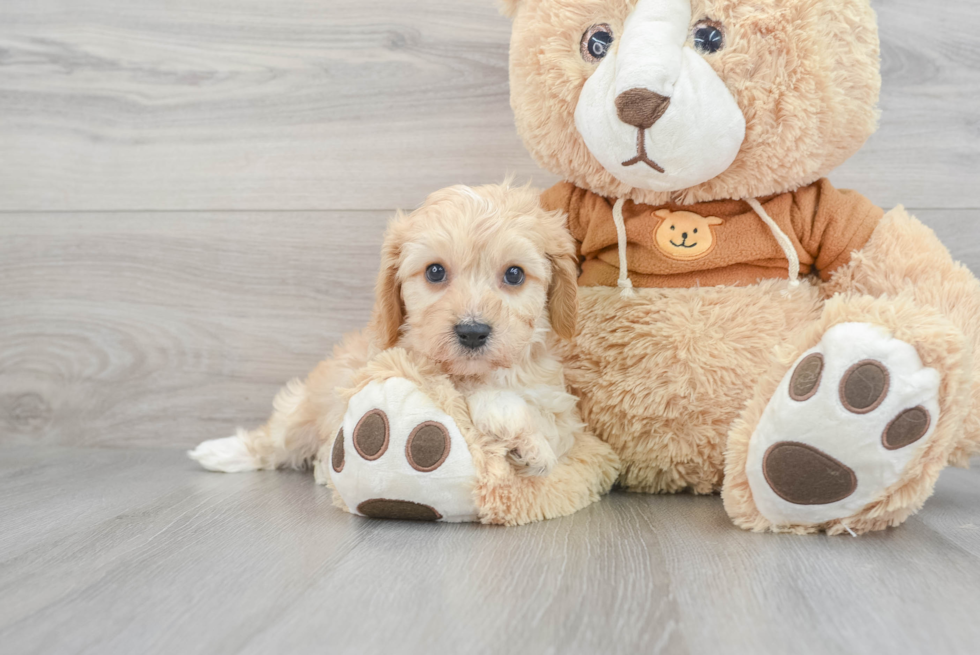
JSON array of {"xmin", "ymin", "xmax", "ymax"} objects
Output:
[
  {"xmin": 1, "ymin": 445, "xmax": 979, "ymax": 655},
  {"xmin": 3, "ymin": 0, "xmax": 980, "ymax": 652}
]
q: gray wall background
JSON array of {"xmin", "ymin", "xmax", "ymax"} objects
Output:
[{"xmin": 2, "ymin": 0, "xmax": 978, "ymax": 448}]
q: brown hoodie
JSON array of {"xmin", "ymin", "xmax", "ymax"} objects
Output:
[{"xmin": 541, "ymin": 178, "xmax": 883, "ymax": 289}]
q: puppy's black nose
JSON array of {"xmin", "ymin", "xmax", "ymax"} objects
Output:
[
  {"xmin": 682, "ymin": 232, "xmax": 689, "ymax": 240},
  {"xmin": 455, "ymin": 323, "xmax": 492, "ymax": 350}
]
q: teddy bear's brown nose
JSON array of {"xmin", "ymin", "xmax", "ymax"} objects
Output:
[{"xmin": 616, "ymin": 88, "xmax": 672, "ymax": 129}]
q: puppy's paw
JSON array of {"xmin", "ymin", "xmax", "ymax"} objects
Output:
[
  {"xmin": 468, "ymin": 390, "xmax": 533, "ymax": 441},
  {"xmin": 188, "ymin": 431, "xmax": 262, "ymax": 473},
  {"xmin": 507, "ymin": 437, "xmax": 558, "ymax": 477},
  {"xmin": 468, "ymin": 390, "xmax": 559, "ymax": 476}
]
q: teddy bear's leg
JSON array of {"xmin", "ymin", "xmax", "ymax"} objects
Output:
[
  {"xmin": 320, "ymin": 348, "xmax": 619, "ymax": 525},
  {"xmin": 824, "ymin": 207, "xmax": 980, "ymax": 466},
  {"xmin": 722, "ymin": 226, "xmax": 980, "ymax": 535},
  {"xmin": 724, "ymin": 311, "xmax": 958, "ymax": 534}
]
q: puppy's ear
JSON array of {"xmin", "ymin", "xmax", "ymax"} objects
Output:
[
  {"xmin": 370, "ymin": 214, "xmax": 407, "ymax": 349},
  {"xmin": 548, "ymin": 250, "xmax": 579, "ymax": 340},
  {"xmin": 538, "ymin": 209, "xmax": 578, "ymax": 339}
]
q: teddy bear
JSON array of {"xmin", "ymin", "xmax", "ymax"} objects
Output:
[{"xmin": 499, "ymin": 0, "xmax": 980, "ymax": 534}]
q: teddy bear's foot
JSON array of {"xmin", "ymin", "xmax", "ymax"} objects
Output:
[
  {"xmin": 328, "ymin": 376, "xmax": 480, "ymax": 523},
  {"xmin": 745, "ymin": 322, "xmax": 941, "ymax": 529}
]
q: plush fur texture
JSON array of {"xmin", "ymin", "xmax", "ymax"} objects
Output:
[
  {"xmin": 504, "ymin": 0, "xmax": 979, "ymax": 533},
  {"xmin": 190, "ymin": 183, "xmax": 619, "ymax": 526},
  {"xmin": 558, "ymin": 279, "xmax": 824, "ymax": 495},
  {"xmin": 723, "ymin": 211, "xmax": 979, "ymax": 533}
]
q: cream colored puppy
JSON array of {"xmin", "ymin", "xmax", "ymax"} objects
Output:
[{"xmin": 189, "ymin": 183, "xmax": 583, "ymax": 481}]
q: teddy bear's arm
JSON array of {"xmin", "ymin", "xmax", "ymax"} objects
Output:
[{"xmin": 793, "ymin": 179, "xmax": 884, "ymax": 280}]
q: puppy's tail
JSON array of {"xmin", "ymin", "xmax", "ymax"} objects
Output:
[
  {"xmin": 188, "ymin": 378, "xmax": 321, "ymax": 473},
  {"xmin": 188, "ymin": 429, "xmax": 265, "ymax": 473}
]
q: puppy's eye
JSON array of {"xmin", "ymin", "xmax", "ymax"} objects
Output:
[
  {"xmin": 503, "ymin": 266, "xmax": 525, "ymax": 286},
  {"xmin": 694, "ymin": 228, "xmax": 698, "ymax": 234},
  {"xmin": 581, "ymin": 24, "xmax": 614, "ymax": 63},
  {"xmin": 693, "ymin": 21, "xmax": 725, "ymax": 54},
  {"xmin": 670, "ymin": 225, "xmax": 676, "ymax": 231},
  {"xmin": 425, "ymin": 264, "xmax": 447, "ymax": 284}
]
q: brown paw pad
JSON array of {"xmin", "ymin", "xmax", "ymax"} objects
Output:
[
  {"xmin": 353, "ymin": 409, "xmax": 389, "ymax": 460},
  {"xmin": 884, "ymin": 406, "xmax": 932, "ymax": 450},
  {"xmin": 763, "ymin": 442, "xmax": 857, "ymax": 505},
  {"xmin": 357, "ymin": 499, "xmax": 442, "ymax": 521},
  {"xmin": 332, "ymin": 427, "xmax": 345, "ymax": 473},
  {"xmin": 789, "ymin": 353, "xmax": 824, "ymax": 401},
  {"xmin": 840, "ymin": 360, "xmax": 890, "ymax": 414},
  {"xmin": 406, "ymin": 421, "xmax": 451, "ymax": 472}
]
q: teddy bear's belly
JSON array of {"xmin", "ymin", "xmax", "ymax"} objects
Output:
[{"xmin": 559, "ymin": 280, "xmax": 824, "ymax": 494}]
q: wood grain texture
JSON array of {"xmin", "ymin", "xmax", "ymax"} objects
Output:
[
  {"xmin": 0, "ymin": 211, "xmax": 388, "ymax": 448},
  {"xmin": 1, "ymin": 445, "xmax": 979, "ymax": 655},
  {"xmin": 2, "ymin": 209, "xmax": 978, "ymax": 449},
  {"xmin": 1, "ymin": 0, "xmax": 978, "ymax": 211}
]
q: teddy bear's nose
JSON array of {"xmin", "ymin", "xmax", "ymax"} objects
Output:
[
  {"xmin": 615, "ymin": 88, "xmax": 671, "ymax": 129},
  {"xmin": 682, "ymin": 232, "xmax": 689, "ymax": 240}
]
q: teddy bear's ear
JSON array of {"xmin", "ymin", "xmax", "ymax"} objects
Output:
[
  {"xmin": 498, "ymin": 0, "xmax": 521, "ymax": 18},
  {"xmin": 707, "ymin": 216, "xmax": 724, "ymax": 226},
  {"xmin": 654, "ymin": 209, "xmax": 672, "ymax": 219}
]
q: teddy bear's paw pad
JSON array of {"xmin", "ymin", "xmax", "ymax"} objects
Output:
[
  {"xmin": 356, "ymin": 499, "xmax": 442, "ymax": 521},
  {"xmin": 329, "ymin": 377, "xmax": 480, "ymax": 523},
  {"xmin": 746, "ymin": 322, "xmax": 940, "ymax": 527}
]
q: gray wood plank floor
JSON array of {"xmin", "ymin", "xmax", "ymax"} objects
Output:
[
  {"xmin": 1, "ymin": 445, "xmax": 979, "ymax": 655},
  {"xmin": 3, "ymin": 0, "xmax": 980, "ymax": 652}
]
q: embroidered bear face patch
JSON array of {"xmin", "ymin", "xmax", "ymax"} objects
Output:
[{"xmin": 652, "ymin": 209, "xmax": 724, "ymax": 261}]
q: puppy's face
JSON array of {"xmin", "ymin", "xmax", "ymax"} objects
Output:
[{"xmin": 372, "ymin": 184, "xmax": 578, "ymax": 377}]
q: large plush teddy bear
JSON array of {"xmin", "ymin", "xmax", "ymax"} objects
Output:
[{"xmin": 500, "ymin": 0, "xmax": 980, "ymax": 534}]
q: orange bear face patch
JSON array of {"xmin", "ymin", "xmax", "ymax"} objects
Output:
[{"xmin": 653, "ymin": 209, "xmax": 724, "ymax": 261}]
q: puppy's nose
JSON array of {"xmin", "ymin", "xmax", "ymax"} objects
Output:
[
  {"xmin": 682, "ymin": 232, "xmax": 688, "ymax": 239},
  {"xmin": 455, "ymin": 323, "xmax": 492, "ymax": 350},
  {"xmin": 615, "ymin": 88, "xmax": 671, "ymax": 129}
]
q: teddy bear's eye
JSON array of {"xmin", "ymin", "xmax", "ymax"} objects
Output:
[
  {"xmin": 694, "ymin": 228, "xmax": 699, "ymax": 234},
  {"xmin": 581, "ymin": 24, "xmax": 614, "ymax": 64},
  {"xmin": 693, "ymin": 21, "xmax": 725, "ymax": 55},
  {"xmin": 670, "ymin": 225, "xmax": 675, "ymax": 230}
]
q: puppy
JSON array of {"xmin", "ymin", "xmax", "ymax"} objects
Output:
[{"xmin": 189, "ymin": 182, "xmax": 584, "ymax": 479}]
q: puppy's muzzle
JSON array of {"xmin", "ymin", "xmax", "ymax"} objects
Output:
[{"xmin": 454, "ymin": 323, "xmax": 492, "ymax": 351}]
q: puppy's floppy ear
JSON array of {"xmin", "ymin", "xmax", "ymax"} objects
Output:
[
  {"xmin": 369, "ymin": 213, "xmax": 408, "ymax": 349},
  {"xmin": 548, "ymin": 250, "xmax": 579, "ymax": 340},
  {"xmin": 539, "ymin": 207, "xmax": 579, "ymax": 340}
]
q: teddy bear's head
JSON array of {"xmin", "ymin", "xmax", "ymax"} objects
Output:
[{"xmin": 503, "ymin": 0, "xmax": 881, "ymax": 205}]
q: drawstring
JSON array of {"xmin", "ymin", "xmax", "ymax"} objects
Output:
[
  {"xmin": 612, "ymin": 198, "xmax": 635, "ymax": 298},
  {"xmin": 745, "ymin": 197, "xmax": 800, "ymax": 288}
]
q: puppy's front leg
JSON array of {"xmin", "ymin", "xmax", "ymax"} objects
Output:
[{"xmin": 467, "ymin": 390, "xmax": 557, "ymax": 477}]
